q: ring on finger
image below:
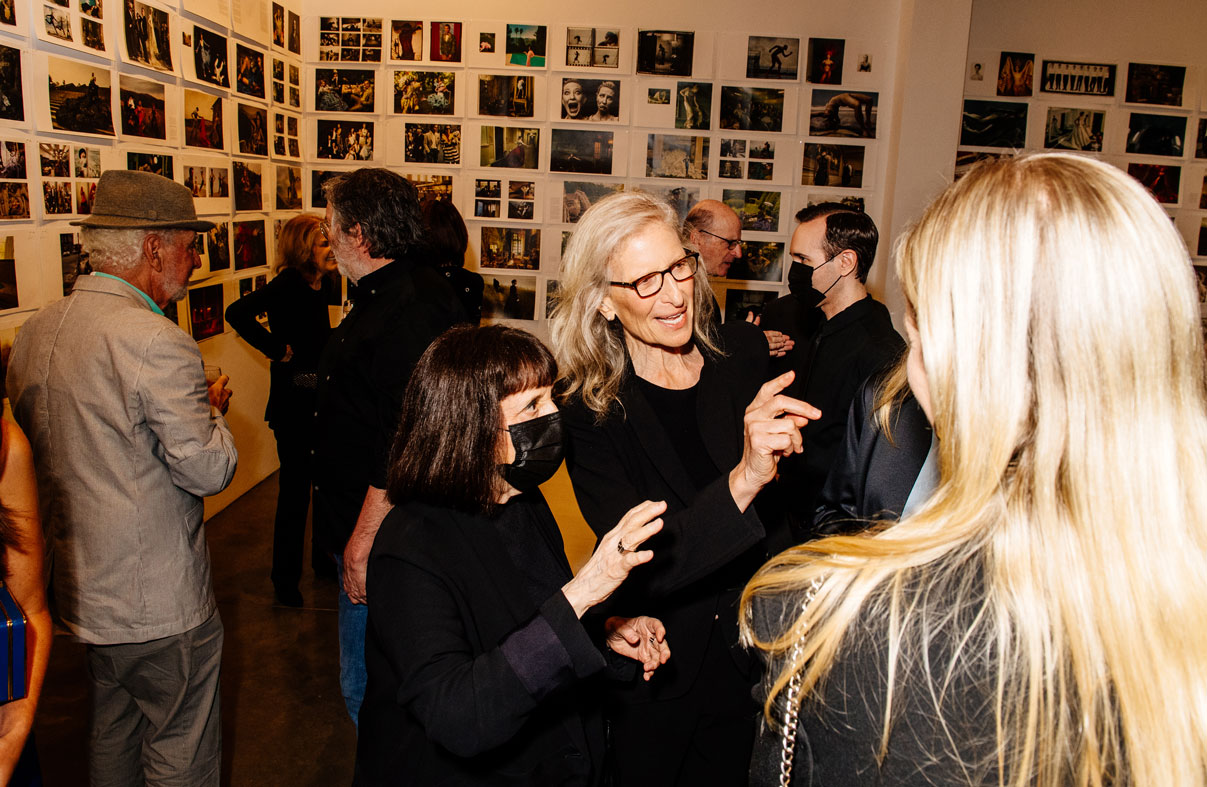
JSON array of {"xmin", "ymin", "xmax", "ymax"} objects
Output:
[{"xmin": 617, "ymin": 541, "xmax": 633, "ymax": 554}]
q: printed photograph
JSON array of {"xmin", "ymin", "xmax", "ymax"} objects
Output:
[
  {"xmin": 481, "ymin": 227, "xmax": 540, "ymax": 270},
  {"xmin": 0, "ymin": 183, "xmax": 28, "ymax": 219},
  {"xmin": 193, "ymin": 26, "xmax": 229, "ymax": 88},
  {"xmin": 481, "ymin": 274, "xmax": 536, "ymax": 320},
  {"xmin": 675, "ymin": 82, "xmax": 711, "ymax": 129},
  {"xmin": 1200, "ymin": 220, "xmax": 1207, "ymax": 257},
  {"xmin": 1126, "ymin": 162, "xmax": 1180, "ymax": 205},
  {"xmin": 39, "ymin": 142, "xmax": 70, "ymax": 177},
  {"xmin": 309, "ymin": 169, "xmax": 340, "ymax": 208},
  {"xmin": 271, "ymin": 2, "xmax": 284, "ymax": 48},
  {"xmin": 123, "ymin": 0, "xmax": 173, "ymax": 73},
  {"xmin": 1196, "ymin": 119, "xmax": 1206, "ymax": 159},
  {"xmin": 806, "ymin": 193, "xmax": 865, "ymax": 212},
  {"xmin": 188, "ymin": 283, "xmax": 224, "ymax": 341},
  {"xmin": 60, "ymin": 232, "xmax": 91, "ymax": 294},
  {"xmin": 747, "ymin": 36, "xmax": 798, "ymax": 80},
  {"xmin": 408, "ymin": 172, "xmax": 452, "ymax": 208},
  {"xmin": 1043, "ymin": 108, "xmax": 1104, "ymax": 151},
  {"xmin": 0, "ymin": 45, "xmax": 21, "ymax": 122},
  {"xmin": 809, "ymin": 90, "xmax": 878, "ymax": 138},
  {"xmin": 317, "ymin": 119, "xmax": 375, "ymax": 160},
  {"xmin": 44, "ymin": 181, "xmax": 72, "ymax": 215},
  {"xmin": 748, "ymin": 161, "xmax": 774, "ymax": 181},
  {"xmin": 648, "ymin": 88, "xmax": 670, "ymax": 105},
  {"xmin": 718, "ymin": 160, "xmax": 742, "ymax": 179},
  {"xmin": 393, "ymin": 70, "xmax": 454, "ymax": 115},
  {"xmin": 402, "ymin": 122, "xmax": 458, "ymax": 164},
  {"xmin": 288, "ymin": 11, "xmax": 300, "ymax": 55},
  {"xmin": 390, "ymin": 20, "xmax": 421, "ymax": 61},
  {"xmin": 636, "ymin": 30, "xmax": 693, "ymax": 76},
  {"xmin": 565, "ymin": 27, "xmax": 619, "ymax": 69},
  {"xmin": 119, "ymin": 74, "xmax": 165, "ymax": 140},
  {"xmin": 474, "ymin": 199, "xmax": 499, "ymax": 218},
  {"xmin": 81, "ymin": 18, "xmax": 104, "ymax": 52},
  {"xmin": 232, "ymin": 160, "xmax": 262, "ymax": 211},
  {"xmin": 475, "ymin": 178, "xmax": 501, "ymax": 198},
  {"xmin": 559, "ymin": 77, "xmax": 620, "ymax": 122},
  {"xmin": 646, "ymin": 133, "xmax": 709, "ymax": 179},
  {"xmin": 719, "ymin": 86, "xmax": 784, "ymax": 132},
  {"xmin": 233, "ymin": 218, "xmax": 266, "ymax": 269},
  {"xmin": 315, "ymin": 68, "xmax": 375, "ymax": 112},
  {"xmin": 183, "ymin": 165, "xmax": 206, "ymax": 196},
  {"xmin": 723, "ymin": 289, "xmax": 778, "ymax": 324},
  {"xmin": 1125, "ymin": 112, "xmax": 1185, "ymax": 157},
  {"xmin": 1040, "ymin": 60, "xmax": 1115, "ymax": 97},
  {"xmin": 996, "ymin": 52, "xmax": 1034, "ymax": 97},
  {"xmin": 0, "ymin": 235, "xmax": 17, "ymax": 310},
  {"xmin": 0, "ymin": 142, "xmax": 24, "ymax": 179},
  {"xmin": 237, "ymin": 102, "xmax": 268, "ymax": 156},
  {"xmin": 801, "ymin": 143, "xmax": 864, "ymax": 188},
  {"xmin": 210, "ymin": 166, "xmax": 228, "ymax": 197},
  {"xmin": 720, "ymin": 139, "xmax": 746, "ymax": 158},
  {"xmin": 1125, "ymin": 63, "xmax": 1185, "ymax": 106},
  {"xmin": 721, "ymin": 189, "xmax": 781, "ymax": 232},
  {"xmin": 505, "ymin": 24, "xmax": 546, "ymax": 67},
  {"xmin": 76, "ymin": 180, "xmax": 96, "ymax": 214},
  {"xmin": 480, "ymin": 33, "xmax": 494, "ymax": 53},
  {"xmin": 48, "ymin": 57, "xmax": 114, "ymax": 136},
  {"xmin": 276, "ymin": 165, "xmax": 301, "ymax": 210},
  {"xmin": 953, "ymin": 149, "xmax": 1008, "ymax": 180},
  {"xmin": 235, "ymin": 43, "xmax": 265, "ymax": 99},
  {"xmin": 562, "ymin": 180, "xmax": 623, "ymax": 223},
  {"xmin": 127, "ymin": 151, "xmax": 172, "ymax": 177},
  {"xmin": 478, "ymin": 74, "xmax": 534, "ymax": 118},
  {"xmin": 549, "ymin": 128, "xmax": 613, "ymax": 174},
  {"xmin": 430, "ymin": 22, "xmax": 461, "ymax": 63},
  {"xmin": 749, "ymin": 139, "xmax": 775, "ymax": 159},
  {"xmin": 480, "ymin": 125, "xmax": 539, "ymax": 168},
  {"xmin": 728, "ymin": 240, "xmax": 783, "ymax": 282},
  {"xmin": 207, "ymin": 222, "xmax": 230, "ymax": 271},
  {"xmin": 960, "ymin": 99, "xmax": 1027, "ymax": 148},
  {"xmin": 508, "ymin": 200, "xmax": 533, "ymax": 220},
  {"xmin": 44, "ymin": 5, "xmax": 72, "ymax": 42},
  {"xmin": 806, "ymin": 38, "xmax": 844, "ymax": 84},
  {"xmin": 184, "ymin": 90, "xmax": 223, "ymax": 150}
]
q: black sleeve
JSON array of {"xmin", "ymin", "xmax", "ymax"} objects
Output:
[
  {"xmin": 812, "ymin": 382, "xmax": 874, "ymax": 535},
  {"xmin": 225, "ymin": 278, "xmax": 288, "ymax": 361}
]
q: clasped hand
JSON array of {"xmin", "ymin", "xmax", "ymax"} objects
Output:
[{"xmin": 605, "ymin": 616, "xmax": 670, "ymax": 681}]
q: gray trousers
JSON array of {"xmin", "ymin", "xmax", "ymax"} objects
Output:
[{"xmin": 86, "ymin": 612, "xmax": 223, "ymax": 787}]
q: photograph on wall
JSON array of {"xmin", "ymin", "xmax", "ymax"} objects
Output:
[
  {"xmin": 480, "ymin": 125, "xmax": 538, "ymax": 169},
  {"xmin": 1126, "ymin": 162, "xmax": 1179, "ymax": 204},
  {"xmin": 559, "ymin": 77, "xmax": 620, "ymax": 122},
  {"xmin": 233, "ymin": 218, "xmax": 266, "ymax": 269},
  {"xmin": 127, "ymin": 150, "xmax": 172, "ymax": 177},
  {"xmin": 315, "ymin": 68, "xmax": 374, "ymax": 112},
  {"xmin": 318, "ymin": 17, "xmax": 382, "ymax": 63},
  {"xmin": 389, "ymin": 20, "xmax": 421, "ymax": 61},
  {"xmin": 237, "ymin": 102, "xmax": 268, "ymax": 156},
  {"xmin": 953, "ymin": 149, "xmax": 1008, "ymax": 180},
  {"xmin": 747, "ymin": 36, "xmax": 798, "ymax": 80},
  {"xmin": 401, "ymin": 122, "xmax": 458, "ymax": 164},
  {"xmin": 0, "ymin": 182, "xmax": 28, "ymax": 219},
  {"xmin": 508, "ymin": 180, "xmax": 534, "ymax": 220},
  {"xmin": 309, "ymin": 168, "xmax": 342, "ymax": 208},
  {"xmin": 276, "ymin": 164, "xmax": 301, "ymax": 210},
  {"xmin": 728, "ymin": 240, "xmax": 783, "ymax": 282},
  {"xmin": 809, "ymin": 89, "xmax": 877, "ymax": 138},
  {"xmin": 480, "ymin": 32, "xmax": 495, "ymax": 53},
  {"xmin": 636, "ymin": 30, "xmax": 693, "ymax": 77},
  {"xmin": 271, "ymin": 110, "xmax": 299, "ymax": 159},
  {"xmin": 39, "ymin": 142, "xmax": 70, "ymax": 178},
  {"xmin": 271, "ymin": 1, "xmax": 284, "ymax": 48},
  {"xmin": 1043, "ymin": 108, "xmax": 1104, "ymax": 151},
  {"xmin": 210, "ymin": 165, "xmax": 228, "ymax": 197},
  {"xmin": 721, "ymin": 189, "xmax": 780, "ymax": 232},
  {"xmin": 481, "ymin": 274, "xmax": 536, "ymax": 320},
  {"xmin": 393, "ymin": 71, "xmax": 454, "ymax": 115},
  {"xmin": 1200, "ymin": 220, "xmax": 1207, "ymax": 257},
  {"xmin": 473, "ymin": 178, "xmax": 499, "ymax": 217},
  {"xmin": 1125, "ymin": 112, "xmax": 1185, "ymax": 157},
  {"xmin": 806, "ymin": 192, "xmax": 864, "ymax": 211},
  {"xmin": 1040, "ymin": 60, "xmax": 1115, "ymax": 97},
  {"xmin": 549, "ymin": 128, "xmax": 613, "ymax": 174},
  {"xmin": 407, "ymin": 173, "xmax": 451, "ymax": 207},
  {"xmin": 1195, "ymin": 119, "xmax": 1205, "ymax": 159},
  {"xmin": 648, "ymin": 88, "xmax": 670, "ymax": 105},
  {"xmin": 505, "ymin": 24, "xmax": 546, "ymax": 67},
  {"xmin": 60, "ymin": 232, "xmax": 90, "ymax": 294},
  {"xmin": 430, "ymin": 22, "xmax": 461, "ymax": 63},
  {"xmin": 1200, "ymin": 175, "xmax": 1206, "ymax": 209},
  {"xmin": 675, "ymin": 82, "xmax": 711, "ymax": 129},
  {"xmin": 960, "ymin": 99, "xmax": 1027, "ymax": 148},
  {"xmin": 996, "ymin": 52, "xmax": 1034, "ymax": 97},
  {"xmin": 39, "ymin": 0, "xmax": 107, "ymax": 55},
  {"xmin": 0, "ymin": 45, "xmax": 23, "ymax": 123},
  {"xmin": 0, "ymin": 142, "xmax": 25, "ymax": 180},
  {"xmin": 478, "ymin": 74, "xmax": 534, "ymax": 118},
  {"xmin": 184, "ymin": 89, "xmax": 223, "ymax": 150},
  {"xmin": 43, "ymin": 5, "xmax": 73, "ymax": 45},
  {"xmin": 565, "ymin": 27, "xmax": 619, "ymax": 69},
  {"xmin": 474, "ymin": 200, "xmax": 498, "ymax": 218},
  {"xmin": 719, "ymin": 86, "xmax": 784, "ymax": 132},
  {"xmin": 118, "ymin": 74, "xmax": 166, "ymax": 140},
  {"xmin": 317, "ymin": 119, "xmax": 374, "ymax": 160},
  {"xmin": 287, "ymin": 11, "xmax": 300, "ymax": 55},
  {"xmin": 805, "ymin": 38, "xmax": 844, "ymax": 84},
  {"xmin": 1124, "ymin": 63, "xmax": 1185, "ymax": 106},
  {"xmin": 44, "ymin": 180, "xmax": 72, "ymax": 216},
  {"xmin": 562, "ymin": 180, "xmax": 623, "ymax": 223},
  {"xmin": 0, "ymin": 235, "xmax": 17, "ymax": 310},
  {"xmin": 641, "ymin": 183, "xmax": 698, "ymax": 223},
  {"xmin": 122, "ymin": 0, "xmax": 174, "ymax": 74},
  {"xmin": 723, "ymin": 288, "xmax": 778, "ymax": 324},
  {"xmin": 234, "ymin": 43, "xmax": 265, "ymax": 100},
  {"xmin": 207, "ymin": 222, "xmax": 230, "ymax": 271},
  {"xmin": 232, "ymin": 160, "xmax": 262, "ymax": 211},
  {"xmin": 0, "ymin": 0, "xmax": 16, "ymax": 32},
  {"xmin": 48, "ymin": 57, "xmax": 114, "ymax": 136},
  {"xmin": 188, "ymin": 283, "xmax": 224, "ymax": 341},
  {"xmin": 801, "ymin": 143, "xmax": 864, "ymax": 188},
  {"xmin": 191, "ymin": 26, "xmax": 229, "ymax": 88},
  {"xmin": 1193, "ymin": 266, "xmax": 1207, "ymax": 304},
  {"xmin": 646, "ymin": 133, "xmax": 708, "ymax": 179},
  {"xmin": 481, "ymin": 227, "xmax": 540, "ymax": 270}
]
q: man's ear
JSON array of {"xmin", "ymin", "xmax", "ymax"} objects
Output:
[
  {"xmin": 143, "ymin": 232, "xmax": 164, "ymax": 271},
  {"xmin": 837, "ymin": 249, "xmax": 859, "ymax": 277}
]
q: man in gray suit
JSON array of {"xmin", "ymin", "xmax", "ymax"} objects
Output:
[{"xmin": 7, "ymin": 170, "xmax": 237, "ymax": 786}]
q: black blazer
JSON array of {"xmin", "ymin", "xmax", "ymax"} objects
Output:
[
  {"xmin": 562, "ymin": 322, "xmax": 770, "ymax": 704},
  {"xmin": 355, "ymin": 494, "xmax": 610, "ymax": 786}
]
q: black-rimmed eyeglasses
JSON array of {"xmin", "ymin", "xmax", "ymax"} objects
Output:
[
  {"xmin": 699, "ymin": 228, "xmax": 740, "ymax": 249},
  {"xmin": 609, "ymin": 251, "xmax": 699, "ymax": 298}
]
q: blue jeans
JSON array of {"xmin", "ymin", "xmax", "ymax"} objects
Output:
[{"xmin": 334, "ymin": 555, "xmax": 368, "ymax": 726}]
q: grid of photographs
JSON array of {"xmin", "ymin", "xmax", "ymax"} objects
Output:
[{"xmin": 318, "ymin": 17, "xmax": 383, "ymax": 63}]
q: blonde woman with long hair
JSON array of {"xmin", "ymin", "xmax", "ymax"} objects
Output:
[{"xmin": 741, "ymin": 153, "xmax": 1207, "ymax": 786}]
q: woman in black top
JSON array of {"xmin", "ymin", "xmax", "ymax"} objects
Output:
[
  {"xmin": 226, "ymin": 213, "xmax": 336, "ymax": 606},
  {"xmin": 422, "ymin": 199, "xmax": 482, "ymax": 324}
]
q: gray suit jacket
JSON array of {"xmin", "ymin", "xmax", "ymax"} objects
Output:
[{"xmin": 7, "ymin": 274, "xmax": 237, "ymax": 644}]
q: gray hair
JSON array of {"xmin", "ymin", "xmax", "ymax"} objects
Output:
[{"xmin": 81, "ymin": 227, "xmax": 192, "ymax": 273}]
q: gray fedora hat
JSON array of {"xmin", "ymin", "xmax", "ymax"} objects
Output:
[{"xmin": 71, "ymin": 170, "xmax": 216, "ymax": 231}]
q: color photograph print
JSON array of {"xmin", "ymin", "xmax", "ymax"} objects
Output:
[
  {"xmin": 562, "ymin": 180, "xmax": 622, "ymax": 223},
  {"xmin": 315, "ymin": 68, "xmax": 375, "ymax": 112},
  {"xmin": 1200, "ymin": 220, "xmax": 1207, "ymax": 257},
  {"xmin": 317, "ymin": 119, "xmax": 374, "ymax": 160},
  {"xmin": 235, "ymin": 43, "xmax": 265, "ymax": 101},
  {"xmin": 960, "ymin": 99, "xmax": 1027, "ymax": 148},
  {"xmin": 809, "ymin": 90, "xmax": 877, "ymax": 138},
  {"xmin": 805, "ymin": 38, "xmax": 844, "ymax": 84},
  {"xmin": 236, "ymin": 102, "xmax": 268, "ymax": 156},
  {"xmin": 806, "ymin": 192, "xmax": 864, "ymax": 212},
  {"xmin": 648, "ymin": 88, "xmax": 670, "ymax": 105},
  {"xmin": 233, "ymin": 218, "xmax": 266, "ymax": 269},
  {"xmin": 565, "ymin": 27, "xmax": 619, "ymax": 69},
  {"xmin": 1125, "ymin": 113, "xmax": 1185, "ymax": 157},
  {"xmin": 996, "ymin": 52, "xmax": 1034, "ymax": 97},
  {"xmin": 719, "ymin": 87, "xmax": 784, "ymax": 133},
  {"xmin": 549, "ymin": 129, "xmax": 613, "ymax": 174},
  {"xmin": 400, "ymin": 122, "xmax": 459, "ymax": 164},
  {"xmin": 309, "ymin": 168, "xmax": 343, "ymax": 208},
  {"xmin": 43, "ymin": 178, "xmax": 72, "ymax": 217},
  {"xmin": 747, "ymin": 36, "xmax": 798, "ymax": 80},
  {"xmin": 481, "ymin": 274, "xmax": 536, "ymax": 321},
  {"xmin": 276, "ymin": 164, "xmax": 301, "ymax": 210},
  {"xmin": 389, "ymin": 20, "xmax": 421, "ymax": 62},
  {"xmin": 188, "ymin": 283, "xmax": 223, "ymax": 341},
  {"xmin": 190, "ymin": 26, "xmax": 229, "ymax": 88},
  {"xmin": 0, "ymin": 234, "xmax": 19, "ymax": 310},
  {"xmin": 636, "ymin": 30, "xmax": 693, "ymax": 77},
  {"xmin": 287, "ymin": 11, "xmax": 300, "ymax": 56},
  {"xmin": 1195, "ymin": 119, "xmax": 1206, "ymax": 159},
  {"xmin": 271, "ymin": 2, "xmax": 285, "ymax": 48},
  {"xmin": 430, "ymin": 22, "xmax": 461, "ymax": 64},
  {"xmin": 0, "ymin": 45, "xmax": 23, "ymax": 124},
  {"xmin": 59, "ymin": 231, "xmax": 90, "ymax": 294},
  {"xmin": 473, "ymin": 178, "xmax": 500, "ymax": 218},
  {"xmin": 722, "ymin": 189, "xmax": 781, "ymax": 232},
  {"xmin": 675, "ymin": 82, "xmax": 711, "ymax": 129},
  {"xmin": 0, "ymin": 182, "xmax": 29, "ymax": 219},
  {"xmin": 1040, "ymin": 60, "xmax": 1115, "ymax": 97},
  {"xmin": 953, "ymin": 149, "xmax": 1008, "ymax": 180},
  {"xmin": 39, "ymin": 0, "xmax": 107, "ymax": 56},
  {"xmin": 184, "ymin": 90, "xmax": 223, "ymax": 150},
  {"xmin": 318, "ymin": 17, "xmax": 383, "ymax": 63},
  {"xmin": 206, "ymin": 222, "xmax": 230, "ymax": 271},
  {"xmin": 0, "ymin": 141, "xmax": 25, "ymax": 180},
  {"xmin": 181, "ymin": 161, "xmax": 227, "ymax": 213},
  {"xmin": 1124, "ymin": 63, "xmax": 1185, "ymax": 107},
  {"xmin": 1199, "ymin": 175, "xmax": 1206, "ymax": 210},
  {"xmin": 47, "ymin": 56, "xmax": 114, "ymax": 136},
  {"xmin": 646, "ymin": 134, "xmax": 708, "ymax": 179},
  {"xmin": 39, "ymin": 142, "xmax": 70, "ymax": 178},
  {"xmin": 127, "ymin": 150, "xmax": 171, "ymax": 177},
  {"xmin": 1126, "ymin": 162, "xmax": 1179, "ymax": 205},
  {"xmin": 122, "ymin": 0, "xmax": 174, "ymax": 74},
  {"xmin": 393, "ymin": 71, "xmax": 455, "ymax": 115},
  {"xmin": 0, "ymin": 0, "xmax": 19, "ymax": 32},
  {"xmin": 728, "ymin": 240, "xmax": 783, "ymax": 282},
  {"xmin": 507, "ymin": 180, "xmax": 535, "ymax": 220},
  {"xmin": 480, "ymin": 227, "xmax": 540, "ymax": 270},
  {"xmin": 1043, "ymin": 108, "xmax": 1104, "ymax": 152},
  {"xmin": 271, "ymin": 110, "xmax": 300, "ymax": 159},
  {"xmin": 118, "ymin": 74, "xmax": 166, "ymax": 141},
  {"xmin": 559, "ymin": 77, "xmax": 620, "ymax": 122},
  {"xmin": 232, "ymin": 160, "xmax": 262, "ymax": 211},
  {"xmin": 480, "ymin": 125, "xmax": 538, "ymax": 169},
  {"xmin": 801, "ymin": 143, "xmax": 864, "ymax": 188},
  {"xmin": 408, "ymin": 173, "xmax": 453, "ymax": 208},
  {"xmin": 505, "ymin": 24, "xmax": 546, "ymax": 67},
  {"xmin": 723, "ymin": 288, "xmax": 779, "ymax": 323},
  {"xmin": 640, "ymin": 183, "xmax": 698, "ymax": 223},
  {"xmin": 478, "ymin": 74, "xmax": 534, "ymax": 118}
]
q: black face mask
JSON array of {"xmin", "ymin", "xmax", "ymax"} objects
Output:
[
  {"xmin": 787, "ymin": 257, "xmax": 842, "ymax": 309},
  {"xmin": 500, "ymin": 411, "xmax": 565, "ymax": 493}
]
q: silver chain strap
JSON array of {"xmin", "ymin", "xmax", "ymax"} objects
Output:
[{"xmin": 779, "ymin": 576, "xmax": 823, "ymax": 787}]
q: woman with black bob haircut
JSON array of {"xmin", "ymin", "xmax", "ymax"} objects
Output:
[{"xmin": 355, "ymin": 324, "xmax": 671, "ymax": 786}]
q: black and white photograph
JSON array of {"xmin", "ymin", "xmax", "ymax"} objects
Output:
[
  {"xmin": 565, "ymin": 27, "xmax": 619, "ymax": 69},
  {"xmin": 1040, "ymin": 60, "xmax": 1115, "ymax": 97},
  {"xmin": 481, "ymin": 227, "xmax": 540, "ymax": 270},
  {"xmin": 276, "ymin": 164, "xmax": 302, "ymax": 210},
  {"xmin": 48, "ymin": 57, "xmax": 114, "ymax": 136},
  {"xmin": 636, "ymin": 30, "xmax": 693, "ymax": 76},
  {"xmin": 39, "ymin": 143, "xmax": 70, "ymax": 177},
  {"xmin": 393, "ymin": 71, "xmax": 454, "ymax": 115},
  {"xmin": 806, "ymin": 37, "xmax": 844, "ymax": 84},
  {"xmin": 1043, "ymin": 108, "xmax": 1104, "ymax": 151},
  {"xmin": 802, "ymin": 143, "xmax": 864, "ymax": 188},
  {"xmin": 723, "ymin": 289, "xmax": 778, "ymax": 323},
  {"xmin": 237, "ymin": 102, "xmax": 268, "ymax": 156},
  {"xmin": 481, "ymin": 274, "xmax": 536, "ymax": 320},
  {"xmin": 505, "ymin": 24, "xmax": 546, "ymax": 67},
  {"xmin": 119, "ymin": 74, "xmax": 166, "ymax": 140},
  {"xmin": 549, "ymin": 128, "xmax": 613, "ymax": 174},
  {"xmin": 1126, "ymin": 162, "xmax": 1179, "ymax": 205},
  {"xmin": 235, "ymin": 43, "xmax": 265, "ymax": 100},
  {"xmin": 315, "ymin": 68, "xmax": 375, "ymax": 112},
  {"xmin": 646, "ymin": 133, "xmax": 709, "ymax": 179},
  {"xmin": 478, "ymin": 74, "xmax": 533, "ymax": 118},
  {"xmin": 188, "ymin": 283, "xmax": 224, "ymax": 341},
  {"xmin": 232, "ymin": 160, "xmax": 262, "ymax": 211},
  {"xmin": 1124, "ymin": 62, "xmax": 1185, "ymax": 106},
  {"xmin": 675, "ymin": 82, "xmax": 711, "ymax": 130},
  {"xmin": 402, "ymin": 122, "xmax": 459, "ymax": 163},
  {"xmin": 809, "ymin": 90, "xmax": 878, "ymax": 138},
  {"xmin": 1125, "ymin": 112, "xmax": 1185, "ymax": 157},
  {"xmin": 192, "ymin": 26, "xmax": 229, "ymax": 88},
  {"xmin": 184, "ymin": 90, "xmax": 223, "ymax": 150},
  {"xmin": 996, "ymin": 51, "xmax": 1034, "ymax": 97},
  {"xmin": 960, "ymin": 99, "xmax": 1027, "ymax": 148},
  {"xmin": 559, "ymin": 77, "xmax": 620, "ymax": 122},
  {"xmin": 430, "ymin": 22, "xmax": 461, "ymax": 63},
  {"xmin": 123, "ymin": 0, "xmax": 173, "ymax": 73},
  {"xmin": 719, "ymin": 86, "xmax": 784, "ymax": 132},
  {"xmin": 127, "ymin": 151, "xmax": 172, "ymax": 177},
  {"xmin": 390, "ymin": 20, "xmax": 421, "ymax": 61},
  {"xmin": 562, "ymin": 180, "xmax": 623, "ymax": 222},
  {"xmin": 728, "ymin": 240, "xmax": 783, "ymax": 282},
  {"xmin": 317, "ymin": 119, "xmax": 374, "ymax": 160},
  {"xmin": 233, "ymin": 218, "xmax": 266, "ymax": 269},
  {"xmin": 44, "ymin": 5, "xmax": 72, "ymax": 42},
  {"xmin": 0, "ymin": 45, "xmax": 23, "ymax": 122},
  {"xmin": 747, "ymin": 36, "xmax": 798, "ymax": 80},
  {"xmin": 480, "ymin": 126, "xmax": 539, "ymax": 168},
  {"xmin": 721, "ymin": 189, "xmax": 781, "ymax": 232}
]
